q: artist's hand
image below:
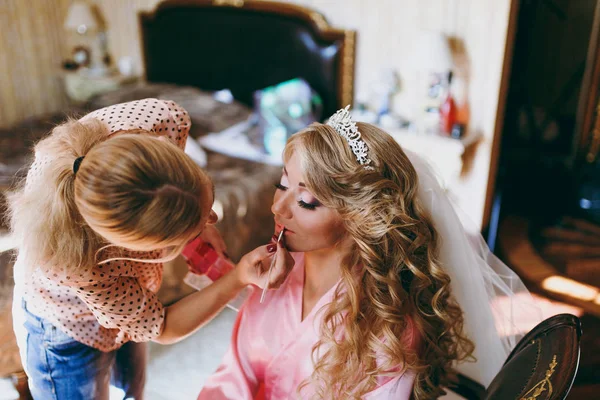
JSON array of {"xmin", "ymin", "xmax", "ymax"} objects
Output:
[
  {"xmin": 199, "ymin": 225, "xmax": 229, "ymax": 260},
  {"xmin": 235, "ymin": 241, "xmax": 294, "ymax": 288}
]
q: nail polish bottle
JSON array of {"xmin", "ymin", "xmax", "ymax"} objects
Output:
[{"xmin": 439, "ymin": 71, "xmax": 457, "ymax": 136}]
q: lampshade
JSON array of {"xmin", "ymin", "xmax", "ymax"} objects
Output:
[
  {"xmin": 413, "ymin": 30, "xmax": 453, "ymax": 71},
  {"xmin": 64, "ymin": 2, "xmax": 101, "ymax": 34}
]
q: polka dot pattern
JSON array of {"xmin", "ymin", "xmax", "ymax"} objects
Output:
[
  {"xmin": 83, "ymin": 98, "xmax": 190, "ymax": 149},
  {"xmin": 22, "ymin": 99, "xmax": 191, "ymax": 351}
]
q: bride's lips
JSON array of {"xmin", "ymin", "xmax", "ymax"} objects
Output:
[{"xmin": 275, "ymin": 223, "xmax": 293, "ymax": 234}]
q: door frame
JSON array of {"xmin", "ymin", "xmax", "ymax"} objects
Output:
[{"xmin": 575, "ymin": 0, "xmax": 600, "ymax": 164}]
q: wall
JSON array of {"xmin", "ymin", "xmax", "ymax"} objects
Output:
[
  {"xmin": 0, "ymin": 0, "xmax": 72, "ymax": 127},
  {"xmin": 0, "ymin": 0, "xmax": 515, "ymax": 227}
]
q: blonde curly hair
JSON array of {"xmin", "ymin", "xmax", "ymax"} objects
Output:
[{"xmin": 286, "ymin": 122, "xmax": 475, "ymax": 399}]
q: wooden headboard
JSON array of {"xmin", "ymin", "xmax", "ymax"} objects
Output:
[{"xmin": 139, "ymin": 0, "xmax": 356, "ymax": 118}]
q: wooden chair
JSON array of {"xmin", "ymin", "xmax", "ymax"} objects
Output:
[{"xmin": 448, "ymin": 313, "xmax": 582, "ymax": 400}]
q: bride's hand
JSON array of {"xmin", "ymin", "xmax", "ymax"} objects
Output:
[{"xmin": 235, "ymin": 241, "xmax": 294, "ymax": 289}]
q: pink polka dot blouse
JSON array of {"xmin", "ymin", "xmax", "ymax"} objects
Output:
[{"xmin": 18, "ymin": 99, "xmax": 191, "ymax": 351}]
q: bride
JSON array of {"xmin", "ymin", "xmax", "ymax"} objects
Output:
[{"xmin": 198, "ymin": 107, "xmax": 541, "ymax": 399}]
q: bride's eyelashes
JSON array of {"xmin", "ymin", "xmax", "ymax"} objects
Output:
[
  {"xmin": 297, "ymin": 200, "xmax": 317, "ymax": 210},
  {"xmin": 274, "ymin": 183, "xmax": 320, "ymax": 211}
]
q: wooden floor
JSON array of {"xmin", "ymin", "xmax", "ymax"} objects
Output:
[
  {"xmin": 499, "ymin": 215, "xmax": 600, "ymax": 394},
  {"xmin": 535, "ymin": 216, "xmax": 600, "ymax": 287}
]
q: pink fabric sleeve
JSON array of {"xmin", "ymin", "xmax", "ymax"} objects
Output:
[
  {"xmin": 364, "ymin": 317, "xmax": 420, "ymax": 399},
  {"xmin": 198, "ymin": 306, "xmax": 259, "ymax": 400},
  {"xmin": 363, "ymin": 371, "xmax": 416, "ymax": 399}
]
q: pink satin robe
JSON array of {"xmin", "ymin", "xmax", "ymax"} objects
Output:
[{"xmin": 198, "ymin": 253, "xmax": 417, "ymax": 399}]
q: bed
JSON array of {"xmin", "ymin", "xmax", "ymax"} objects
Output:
[{"xmin": 139, "ymin": 0, "xmax": 355, "ymax": 118}]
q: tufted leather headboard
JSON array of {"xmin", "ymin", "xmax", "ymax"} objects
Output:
[{"xmin": 139, "ymin": 0, "xmax": 356, "ymax": 119}]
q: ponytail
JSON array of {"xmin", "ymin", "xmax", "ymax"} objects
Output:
[{"xmin": 6, "ymin": 118, "xmax": 108, "ymax": 274}]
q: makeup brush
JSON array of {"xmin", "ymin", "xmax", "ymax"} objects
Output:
[{"xmin": 260, "ymin": 228, "xmax": 285, "ymax": 303}]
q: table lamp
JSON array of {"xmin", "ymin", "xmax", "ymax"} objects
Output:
[{"xmin": 64, "ymin": 1, "xmax": 108, "ymax": 77}]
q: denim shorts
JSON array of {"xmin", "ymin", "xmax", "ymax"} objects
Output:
[{"xmin": 19, "ymin": 300, "xmax": 147, "ymax": 400}]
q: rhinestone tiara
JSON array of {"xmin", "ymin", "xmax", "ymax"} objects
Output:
[{"xmin": 326, "ymin": 105, "xmax": 373, "ymax": 169}]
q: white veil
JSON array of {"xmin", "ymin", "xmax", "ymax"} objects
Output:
[{"xmin": 404, "ymin": 150, "xmax": 543, "ymax": 387}]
